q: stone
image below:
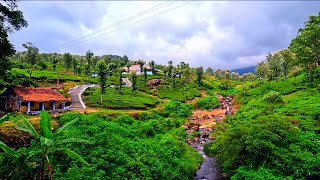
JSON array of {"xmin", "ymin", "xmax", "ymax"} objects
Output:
[
  {"xmin": 203, "ymin": 114, "xmax": 210, "ymax": 120},
  {"xmin": 191, "ymin": 116, "xmax": 198, "ymax": 120},
  {"xmin": 192, "ymin": 125, "xmax": 199, "ymax": 131},
  {"xmin": 147, "ymin": 79, "xmax": 161, "ymax": 86}
]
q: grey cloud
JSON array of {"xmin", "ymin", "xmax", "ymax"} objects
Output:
[{"xmin": 9, "ymin": 1, "xmax": 320, "ymax": 69}]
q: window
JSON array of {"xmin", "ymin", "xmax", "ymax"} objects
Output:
[
  {"xmin": 21, "ymin": 102, "xmax": 27, "ymax": 106},
  {"xmin": 21, "ymin": 102, "xmax": 34, "ymax": 107}
]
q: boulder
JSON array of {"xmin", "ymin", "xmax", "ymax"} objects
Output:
[
  {"xmin": 191, "ymin": 116, "xmax": 198, "ymax": 120},
  {"xmin": 148, "ymin": 79, "xmax": 161, "ymax": 86},
  {"xmin": 203, "ymin": 114, "xmax": 210, "ymax": 120},
  {"xmin": 191, "ymin": 125, "xmax": 199, "ymax": 131}
]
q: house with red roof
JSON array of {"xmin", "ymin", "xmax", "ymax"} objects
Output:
[
  {"xmin": 0, "ymin": 87, "xmax": 69, "ymax": 114},
  {"xmin": 127, "ymin": 63, "xmax": 152, "ymax": 75}
]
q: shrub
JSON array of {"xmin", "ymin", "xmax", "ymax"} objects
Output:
[
  {"xmin": 263, "ymin": 91, "xmax": 282, "ymax": 103},
  {"xmin": 164, "ymin": 101, "xmax": 193, "ymax": 118},
  {"xmin": 196, "ymin": 96, "xmax": 219, "ymax": 110},
  {"xmin": 38, "ymin": 61, "xmax": 48, "ymax": 70}
]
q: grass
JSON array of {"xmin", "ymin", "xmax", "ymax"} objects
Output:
[
  {"xmin": 83, "ymin": 87, "xmax": 160, "ymax": 110},
  {"xmin": 156, "ymin": 85, "xmax": 201, "ymax": 101}
]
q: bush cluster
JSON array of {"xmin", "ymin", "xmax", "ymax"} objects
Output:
[
  {"xmin": 263, "ymin": 90, "xmax": 282, "ymax": 103},
  {"xmin": 196, "ymin": 96, "xmax": 219, "ymax": 110}
]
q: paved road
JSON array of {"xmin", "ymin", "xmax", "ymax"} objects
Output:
[
  {"xmin": 67, "ymin": 84, "xmax": 98, "ymax": 111},
  {"xmin": 122, "ymin": 78, "xmax": 132, "ymax": 87}
]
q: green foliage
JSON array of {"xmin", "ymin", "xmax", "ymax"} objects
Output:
[
  {"xmin": 83, "ymin": 87, "xmax": 159, "ymax": 109},
  {"xmin": 195, "ymin": 66, "xmax": 204, "ymax": 86},
  {"xmin": 11, "ymin": 68, "xmax": 97, "ymax": 83},
  {"xmin": 96, "ymin": 60, "xmax": 107, "ymax": 94},
  {"xmin": 0, "ymin": 69, "xmax": 38, "ymax": 89},
  {"xmin": 164, "ymin": 101, "xmax": 193, "ymax": 118},
  {"xmin": 204, "ymin": 75, "xmax": 320, "ymax": 179},
  {"xmin": 0, "ymin": 111, "xmax": 89, "ymax": 179},
  {"xmin": 290, "ymin": 13, "xmax": 320, "ymax": 69},
  {"xmin": 196, "ymin": 96, "xmax": 219, "ymax": 110},
  {"xmin": 50, "ymin": 112, "xmax": 202, "ymax": 179},
  {"xmin": 205, "ymin": 67, "xmax": 214, "ymax": 75},
  {"xmin": 130, "ymin": 71, "xmax": 137, "ymax": 92},
  {"xmin": 155, "ymin": 85, "xmax": 201, "ymax": 101},
  {"xmin": 263, "ymin": 90, "xmax": 282, "ymax": 103},
  {"xmin": 37, "ymin": 61, "xmax": 48, "ymax": 70},
  {"xmin": 231, "ymin": 167, "xmax": 285, "ymax": 180},
  {"xmin": 63, "ymin": 53, "xmax": 72, "ymax": 72},
  {"xmin": 0, "ymin": 1, "xmax": 27, "ymax": 78},
  {"xmin": 255, "ymin": 61, "xmax": 269, "ymax": 79}
]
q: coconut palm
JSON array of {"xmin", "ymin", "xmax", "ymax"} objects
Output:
[{"xmin": 0, "ymin": 111, "xmax": 89, "ymax": 180}]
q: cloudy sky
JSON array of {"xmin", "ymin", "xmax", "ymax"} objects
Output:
[{"xmin": 9, "ymin": 1, "xmax": 320, "ymax": 69}]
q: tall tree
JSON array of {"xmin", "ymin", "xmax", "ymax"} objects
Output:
[
  {"xmin": 168, "ymin": 64, "xmax": 173, "ymax": 78},
  {"xmin": 290, "ymin": 13, "xmax": 320, "ymax": 67},
  {"xmin": 125, "ymin": 62, "xmax": 131, "ymax": 72},
  {"xmin": 136, "ymin": 60, "xmax": 144, "ymax": 73},
  {"xmin": 215, "ymin": 69, "xmax": 222, "ymax": 79},
  {"xmin": 92, "ymin": 56, "xmax": 99, "ymax": 73},
  {"xmin": 122, "ymin": 55, "xmax": 129, "ymax": 64},
  {"xmin": 196, "ymin": 66, "xmax": 204, "ymax": 86},
  {"xmin": 139, "ymin": 63, "xmax": 144, "ymax": 73},
  {"xmin": 130, "ymin": 72, "xmax": 137, "ymax": 93},
  {"xmin": 0, "ymin": 0, "xmax": 28, "ymax": 78},
  {"xmin": 108, "ymin": 62, "xmax": 117, "ymax": 78},
  {"xmin": 143, "ymin": 67, "xmax": 147, "ymax": 86},
  {"xmin": 52, "ymin": 53, "xmax": 58, "ymax": 71},
  {"xmin": 97, "ymin": 60, "xmax": 107, "ymax": 102},
  {"xmin": 255, "ymin": 61, "xmax": 269, "ymax": 79},
  {"xmin": 72, "ymin": 56, "xmax": 78, "ymax": 75},
  {"xmin": 205, "ymin": 67, "xmax": 214, "ymax": 75},
  {"xmin": 118, "ymin": 68, "xmax": 125, "ymax": 92},
  {"xmin": 85, "ymin": 50, "xmax": 94, "ymax": 75},
  {"xmin": 150, "ymin": 60, "xmax": 155, "ymax": 74},
  {"xmin": 279, "ymin": 49, "xmax": 295, "ymax": 77},
  {"xmin": 267, "ymin": 53, "xmax": 282, "ymax": 80},
  {"xmin": 63, "ymin": 53, "xmax": 72, "ymax": 73},
  {"xmin": 22, "ymin": 42, "xmax": 39, "ymax": 78},
  {"xmin": 290, "ymin": 13, "xmax": 320, "ymax": 82}
]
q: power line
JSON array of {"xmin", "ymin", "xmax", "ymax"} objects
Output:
[
  {"xmin": 60, "ymin": 1, "xmax": 176, "ymax": 47},
  {"xmin": 63, "ymin": 1, "xmax": 194, "ymax": 49}
]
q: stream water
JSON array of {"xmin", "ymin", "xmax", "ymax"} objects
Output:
[
  {"xmin": 191, "ymin": 128, "xmax": 224, "ymax": 180},
  {"xmin": 187, "ymin": 94, "xmax": 235, "ymax": 180}
]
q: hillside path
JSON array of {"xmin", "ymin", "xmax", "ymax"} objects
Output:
[
  {"xmin": 122, "ymin": 78, "xmax": 132, "ymax": 87},
  {"xmin": 67, "ymin": 84, "xmax": 99, "ymax": 111}
]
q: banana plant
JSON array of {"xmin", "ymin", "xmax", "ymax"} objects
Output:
[{"xmin": 0, "ymin": 111, "xmax": 90, "ymax": 180}]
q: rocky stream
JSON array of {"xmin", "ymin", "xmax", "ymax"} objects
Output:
[{"xmin": 184, "ymin": 94, "xmax": 235, "ymax": 180}]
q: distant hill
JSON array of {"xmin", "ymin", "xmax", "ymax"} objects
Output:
[{"xmin": 231, "ymin": 66, "xmax": 256, "ymax": 75}]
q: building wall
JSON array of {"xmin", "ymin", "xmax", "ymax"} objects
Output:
[{"xmin": 19, "ymin": 101, "xmax": 65, "ymax": 112}]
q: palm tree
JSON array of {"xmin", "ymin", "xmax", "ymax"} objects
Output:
[{"xmin": 0, "ymin": 111, "xmax": 89, "ymax": 180}]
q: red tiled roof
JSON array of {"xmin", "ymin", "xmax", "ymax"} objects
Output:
[
  {"xmin": 13, "ymin": 87, "xmax": 68, "ymax": 102},
  {"xmin": 129, "ymin": 64, "xmax": 151, "ymax": 70}
]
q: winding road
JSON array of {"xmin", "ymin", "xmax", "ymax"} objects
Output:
[
  {"xmin": 67, "ymin": 78, "xmax": 132, "ymax": 111},
  {"xmin": 67, "ymin": 84, "xmax": 98, "ymax": 111},
  {"xmin": 122, "ymin": 78, "xmax": 132, "ymax": 87}
]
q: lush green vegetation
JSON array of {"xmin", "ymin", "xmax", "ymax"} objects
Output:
[
  {"xmin": 83, "ymin": 87, "xmax": 160, "ymax": 109},
  {"xmin": 196, "ymin": 96, "xmax": 219, "ymax": 110},
  {"xmin": 154, "ymin": 85, "xmax": 201, "ymax": 102},
  {"xmin": 204, "ymin": 74, "xmax": 320, "ymax": 179},
  {"xmin": 0, "ymin": 102, "xmax": 202, "ymax": 179},
  {"xmin": 1, "ymin": 1, "xmax": 319, "ymax": 179}
]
